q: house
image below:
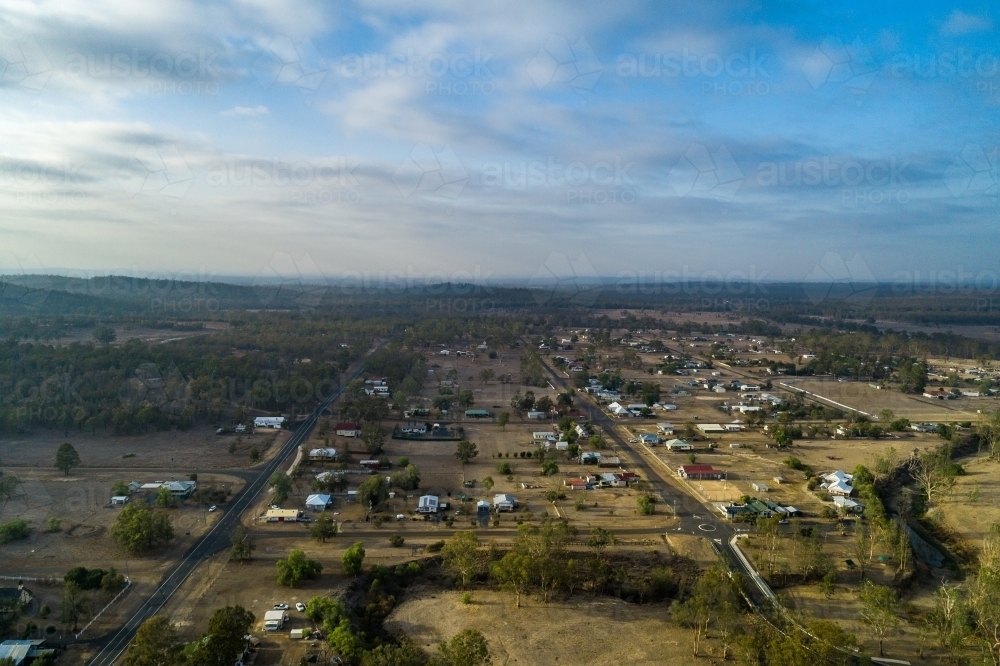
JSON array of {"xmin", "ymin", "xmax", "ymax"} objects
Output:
[
  {"xmin": 265, "ymin": 509, "xmax": 302, "ymax": 522},
  {"xmin": 575, "ymin": 424, "xmax": 589, "ymax": 438},
  {"xmin": 751, "ymin": 482, "xmax": 769, "ymax": 493},
  {"xmin": 721, "ymin": 504, "xmax": 752, "ymax": 520},
  {"xmin": 309, "ymin": 448, "xmax": 338, "ymax": 461},
  {"xmin": 493, "ymin": 493, "xmax": 518, "ymax": 512},
  {"xmin": 664, "ymin": 438, "xmax": 693, "ymax": 451},
  {"xmin": 678, "ymin": 465, "xmax": 725, "ymax": 480},
  {"xmin": 555, "ymin": 441, "xmax": 569, "ymax": 450},
  {"xmin": 657, "ymin": 422, "xmax": 675, "ymax": 435},
  {"xmin": 638, "ymin": 433, "xmax": 660, "ymax": 446},
  {"xmin": 697, "ymin": 423, "xmax": 725, "ymax": 434},
  {"xmin": 527, "ymin": 411, "xmax": 547, "ymax": 419},
  {"xmin": 359, "ymin": 459, "xmax": 382, "ymax": 470},
  {"xmin": 127, "ymin": 481, "xmax": 142, "ymax": 493},
  {"xmin": 923, "ymin": 389, "xmax": 954, "ymax": 399},
  {"xmin": 417, "ymin": 495, "xmax": 440, "ymax": 514},
  {"xmin": 305, "ymin": 494, "xmax": 332, "ymax": 511},
  {"xmin": 533, "ymin": 431, "xmax": 557, "ymax": 442},
  {"xmin": 820, "ymin": 470, "xmax": 854, "ymax": 496},
  {"xmin": 164, "ymin": 480, "xmax": 196, "ymax": 498},
  {"xmin": 580, "ymin": 451, "xmax": 600, "ymax": 464},
  {"xmin": 713, "ymin": 385, "xmax": 727, "ymax": 393},
  {"xmin": 234, "ymin": 423, "xmax": 247, "ymax": 434},
  {"xmin": 254, "ymin": 416, "xmax": 286, "ymax": 429},
  {"xmin": 0, "ymin": 640, "xmax": 53, "ymax": 666},
  {"xmin": 618, "ymin": 471, "xmax": 639, "ymax": 483},
  {"xmin": 833, "ymin": 496, "xmax": 866, "ymax": 515},
  {"xmin": 111, "ymin": 495, "xmax": 129, "ymax": 505},
  {"xmin": 661, "ymin": 403, "xmax": 678, "ymax": 411},
  {"xmin": 400, "ymin": 424, "xmax": 427, "ymax": 436},
  {"xmin": 564, "ymin": 478, "xmax": 589, "ymax": 490},
  {"xmin": 723, "ymin": 422, "xmax": 745, "ymax": 432},
  {"xmin": 336, "ymin": 422, "xmax": 361, "ymax": 437},
  {"xmin": 465, "ymin": 409, "xmax": 491, "ymax": 418},
  {"xmin": 746, "ymin": 500, "xmax": 773, "ymax": 518},
  {"xmin": 607, "ymin": 402, "xmax": 631, "ymax": 417},
  {"xmin": 600, "ymin": 472, "xmax": 626, "ymax": 488},
  {"xmin": 733, "ymin": 405, "xmax": 762, "ymax": 413},
  {"xmin": 910, "ymin": 422, "xmax": 937, "ymax": 433}
]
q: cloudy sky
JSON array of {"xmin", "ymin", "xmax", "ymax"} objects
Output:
[{"xmin": 0, "ymin": 1, "xmax": 997, "ymax": 288}]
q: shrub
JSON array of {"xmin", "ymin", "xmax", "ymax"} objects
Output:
[
  {"xmin": 426, "ymin": 540, "xmax": 446, "ymax": 553},
  {"xmin": 461, "ymin": 592, "xmax": 472, "ymax": 605},
  {"xmin": 389, "ymin": 534, "xmax": 405, "ymax": 547},
  {"xmin": 540, "ymin": 460, "xmax": 559, "ymax": 476},
  {"xmin": 637, "ymin": 495, "xmax": 655, "ymax": 515},
  {"xmin": 0, "ymin": 519, "xmax": 31, "ymax": 544},
  {"xmin": 496, "ymin": 462, "xmax": 513, "ymax": 475}
]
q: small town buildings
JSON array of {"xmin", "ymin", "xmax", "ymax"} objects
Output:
[
  {"xmin": 254, "ymin": 416, "xmax": 286, "ymax": 429},
  {"xmin": 527, "ymin": 411, "xmax": 547, "ymax": 419},
  {"xmin": 678, "ymin": 465, "xmax": 725, "ymax": 480},
  {"xmin": 0, "ymin": 586, "xmax": 32, "ymax": 606},
  {"xmin": 336, "ymin": 422, "xmax": 361, "ymax": 437},
  {"xmin": 309, "ymin": 448, "xmax": 338, "ymax": 461},
  {"xmin": 265, "ymin": 509, "xmax": 303, "ymax": 522},
  {"xmin": 580, "ymin": 451, "xmax": 601, "ymax": 464},
  {"xmin": 751, "ymin": 482, "xmax": 769, "ymax": 493},
  {"xmin": 820, "ymin": 470, "xmax": 854, "ymax": 496},
  {"xmin": 910, "ymin": 422, "xmax": 937, "ymax": 433},
  {"xmin": 600, "ymin": 472, "xmax": 627, "ymax": 488},
  {"xmin": 0, "ymin": 640, "xmax": 53, "ymax": 666},
  {"xmin": 833, "ymin": 496, "xmax": 866, "ymax": 515},
  {"xmin": 638, "ymin": 433, "xmax": 660, "ymax": 446},
  {"xmin": 493, "ymin": 493, "xmax": 518, "ymax": 512},
  {"xmin": 697, "ymin": 423, "xmax": 725, "ymax": 434},
  {"xmin": 164, "ymin": 480, "xmax": 196, "ymax": 498},
  {"xmin": 305, "ymin": 494, "xmax": 332, "ymax": 511},
  {"xmin": 664, "ymin": 438, "xmax": 693, "ymax": 451},
  {"xmin": 417, "ymin": 495, "xmax": 440, "ymax": 514},
  {"xmin": 400, "ymin": 424, "xmax": 427, "ymax": 435},
  {"xmin": 564, "ymin": 478, "xmax": 589, "ymax": 490},
  {"xmin": 465, "ymin": 409, "xmax": 491, "ymax": 418},
  {"xmin": 657, "ymin": 422, "xmax": 675, "ymax": 435},
  {"xmin": 607, "ymin": 402, "xmax": 631, "ymax": 417},
  {"xmin": 111, "ymin": 496, "xmax": 129, "ymax": 505},
  {"xmin": 533, "ymin": 431, "xmax": 557, "ymax": 442}
]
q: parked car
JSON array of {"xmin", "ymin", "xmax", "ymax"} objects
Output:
[
  {"xmin": 296, "ymin": 602, "xmax": 306, "ymax": 612},
  {"xmin": 209, "ymin": 505, "xmax": 218, "ymax": 512},
  {"xmin": 274, "ymin": 603, "xmax": 289, "ymax": 610}
]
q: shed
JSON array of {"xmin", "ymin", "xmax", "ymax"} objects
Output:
[
  {"xmin": 265, "ymin": 509, "xmax": 302, "ymax": 522},
  {"xmin": 465, "ymin": 409, "xmax": 491, "ymax": 418},
  {"xmin": 656, "ymin": 422, "xmax": 675, "ymax": 435},
  {"xmin": 111, "ymin": 496, "xmax": 129, "ymax": 505},
  {"xmin": 751, "ymin": 482, "xmax": 769, "ymax": 493},
  {"xmin": 335, "ymin": 422, "xmax": 361, "ymax": 437},
  {"xmin": 493, "ymin": 493, "xmax": 517, "ymax": 512},
  {"xmin": 254, "ymin": 416, "xmax": 286, "ymax": 429}
]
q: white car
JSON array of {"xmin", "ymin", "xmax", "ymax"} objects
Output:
[
  {"xmin": 296, "ymin": 602, "xmax": 306, "ymax": 612},
  {"xmin": 209, "ymin": 506, "xmax": 218, "ymax": 512},
  {"xmin": 273, "ymin": 603, "xmax": 289, "ymax": 610}
]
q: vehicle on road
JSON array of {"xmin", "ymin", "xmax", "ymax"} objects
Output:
[{"xmin": 296, "ymin": 602, "xmax": 306, "ymax": 612}]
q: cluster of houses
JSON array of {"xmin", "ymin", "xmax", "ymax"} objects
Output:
[
  {"xmin": 562, "ymin": 471, "xmax": 639, "ymax": 490},
  {"xmin": 415, "ymin": 493, "xmax": 517, "ymax": 514},
  {"xmin": 716, "ymin": 498, "xmax": 803, "ymax": 521},
  {"xmin": 818, "ymin": 470, "xmax": 866, "ymax": 515},
  {"xmin": 110, "ymin": 479, "xmax": 197, "ymax": 505}
]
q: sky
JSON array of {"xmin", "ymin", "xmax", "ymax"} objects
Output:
[{"xmin": 0, "ymin": 0, "xmax": 998, "ymax": 292}]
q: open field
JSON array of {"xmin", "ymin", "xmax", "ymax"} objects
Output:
[
  {"xmin": 932, "ymin": 455, "xmax": 1000, "ymax": 551},
  {"xmin": 784, "ymin": 378, "xmax": 988, "ymax": 421},
  {"xmin": 387, "ymin": 588, "xmax": 703, "ymax": 665},
  {"xmin": 0, "ymin": 426, "xmax": 287, "ymax": 469}
]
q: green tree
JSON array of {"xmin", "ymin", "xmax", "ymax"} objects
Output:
[
  {"xmin": 479, "ymin": 369, "xmax": 495, "ymax": 385},
  {"xmin": 458, "ymin": 390, "xmax": 475, "ymax": 409},
  {"xmin": 859, "ymin": 581, "xmax": 899, "ymax": 657},
  {"xmin": 154, "ymin": 486, "xmax": 176, "ymax": 508},
  {"xmin": 481, "ymin": 476, "xmax": 494, "ymax": 491},
  {"xmin": 311, "ymin": 515, "xmax": 338, "ymax": 543},
  {"xmin": 342, "ymin": 541, "xmax": 366, "ymax": 575},
  {"xmin": 361, "ymin": 422, "xmax": 386, "ymax": 454},
  {"xmin": 268, "ymin": 471, "xmax": 292, "ymax": 503},
  {"xmin": 304, "ymin": 596, "xmax": 345, "ymax": 626},
  {"xmin": 123, "ymin": 616, "xmax": 182, "ymax": 666},
  {"xmin": 438, "ymin": 629, "xmax": 491, "ymax": 666},
  {"xmin": 361, "ymin": 643, "xmax": 428, "ymax": 666},
  {"xmin": 588, "ymin": 527, "xmax": 617, "ymax": 564},
  {"xmin": 358, "ymin": 475, "xmax": 388, "ymax": 510},
  {"xmin": 491, "ymin": 552, "xmax": 531, "ymax": 608},
  {"xmin": 229, "ymin": 525, "xmax": 256, "ymax": 562},
  {"xmin": 636, "ymin": 495, "xmax": 655, "ymax": 515},
  {"xmin": 92, "ymin": 326, "xmax": 117, "ymax": 345},
  {"xmin": 111, "ymin": 503, "xmax": 174, "ymax": 555},
  {"xmin": 328, "ymin": 619, "xmax": 362, "ymax": 662},
  {"xmin": 455, "ymin": 440, "xmax": 479, "ymax": 465},
  {"xmin": 497, "ymin": 412, "xmax": 509, "ymax": 431},
  {"xmin": 441, "ymin": 531, "xmax": 481, "ymax": 589},
  {"xmin": 276, "ymin": 549, "xmax": 322, "ymax": 587},
  {"xmin": 111, "ymin": 480, "xmax": 130, "ymax": 497},
  {"xmin": 249, "ymin": 446, "xmax": 261, "ymax": 463},
  {"xmin": 55, "ymin": 442, "xmax": 81, "ymax": 475},
  {"xmin": 60, "ymin": 583, "xmax": 89, "ymax": 632},
  {"xmin": 185, "ymin": 605, "xmax": 255, "ymax": 666}
]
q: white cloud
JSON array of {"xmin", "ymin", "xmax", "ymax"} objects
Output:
[
  {"xmin": 940, "ymin": 9, "xmax": 993, "ymax": 36},
  {"xmin": 221, "ymin": 104, "xmax": 270, "ymax": 117}
]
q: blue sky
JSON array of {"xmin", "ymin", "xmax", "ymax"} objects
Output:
[{"xmin": 0, "ymin": 0, "xmax": 997, "ymax": 288}]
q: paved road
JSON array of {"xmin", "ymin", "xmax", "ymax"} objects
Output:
[
  {"xmin": 85, "ymin": 344, "xmax": 384, "ymax": 666},
  {"xmin": 541, "ymin": 360, "xmax": 765, "ymax": 603}
]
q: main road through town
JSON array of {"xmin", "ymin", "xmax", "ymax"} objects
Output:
[
  {"xmin": 540, "ymin": 359, "xmax": 766, "ymax": 604},
  {"xmin": 85, "ymin": 342, "xmax": 385, "ymax": 666}
]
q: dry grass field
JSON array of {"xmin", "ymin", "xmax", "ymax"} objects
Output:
[
  {"xmin": 786, "ymin": 378, "xmax": 986, "ymax": 421},
  {"xmin": 0, "ymin": 426, "xmax": 287, "ymax": 469},
  {"xmin": 386, "ymin": 588, "xmax": 704, "ymax": 665}
]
